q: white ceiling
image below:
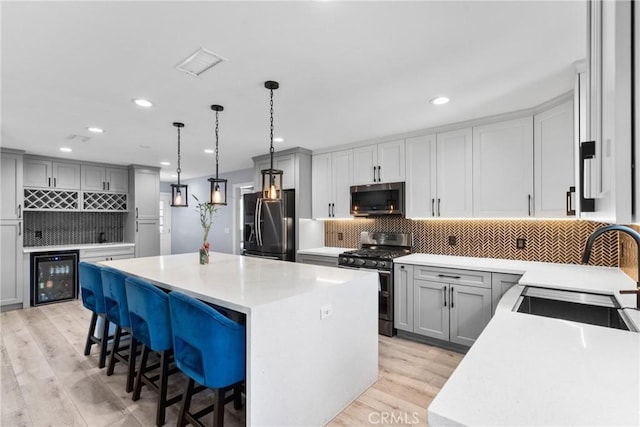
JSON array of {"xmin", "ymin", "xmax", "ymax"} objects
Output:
[{"xmin": 1, "ymin": 1, "xmax": 586, "ymax": 182}]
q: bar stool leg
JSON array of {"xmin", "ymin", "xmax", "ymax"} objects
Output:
[
  {"xmin": 83, "ymin": 312, "xmax": 98, "ymax": 356},
  {"xmin": 178, "ymin": 378, "xmax": 195, "ymax": 427},
  {"xmin": 233, "ymin": 384, "xmax": 242, "ymax": 410},
  {"xmin": 156, "ymin": 350, "xmax": 170, "ymax": 426},
  {"xmin": 212, "ymin": 388, "xmax": 225, "ymax": 427},
  {"xmin": 107, "ymin": 326, "xmax": 122, "ymax": 376},
  {"xmin": 98, "ymin": 316, "xmax": 110, "ymax": 369},
  {"xmin": 126, "ymin": 336, "xmax": 138, "ymax": 393},
  {"xmin": 132, "ymin": 344, "xmax": 150, "ymax": 401}
]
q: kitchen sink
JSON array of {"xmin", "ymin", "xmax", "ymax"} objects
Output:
[{"xmin": 515, "ymin": 286, "xmax": 636, "ymax": 331}]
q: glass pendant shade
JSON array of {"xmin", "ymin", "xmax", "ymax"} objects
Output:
[
  {"xmin": 208, "ymin": 177, "xmax": 227, "ymax": 205},
  {"xmin": 261, "ymin": 168, "xmax": 283, "ymax": 200},
  {"xmin": 170, "ymin": 183, "xmax": 188, "ymax": 207},
  {"xmin": 262, "ymin": 80, "xmax": 283, "ymax": 200},
  {"xmin": 209, "ymin": 104, "xmax": 228, "ymax": 205},
  {"xmin": 170, "ymin": 122, "xmax": 188, "ymax": 207}
]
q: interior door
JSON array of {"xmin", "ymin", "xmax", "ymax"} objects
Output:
[{"xmin": 159, "ymin": 193, "xmax": 172, "ymax": 255}]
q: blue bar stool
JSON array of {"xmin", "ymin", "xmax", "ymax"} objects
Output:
[
  {"xmin": 78, "ymin": 262, "xmax": 111, "ymax": 369},
  {"xmin": 126, "ymin": 276, "xmax": 182, "ymax": 426},
  {"xmin": 101, "ymin": 266, "xmax": 138, "ymax": 393},
  {"xmin": 168, "ymin": 291, "xmax": 245, "ymax": 427}
]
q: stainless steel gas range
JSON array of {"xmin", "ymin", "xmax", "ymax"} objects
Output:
[{"xmin": 338, "ymin": 231, "xmax": 413, "ymax": 337}]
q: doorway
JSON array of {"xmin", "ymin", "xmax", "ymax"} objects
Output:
[
  {"xmin": 159, "ymin": 192, "xmax": 172, "ymax": 255},
  {"xmin": 233, "ymin": 183, "xmax": 254, "ymax": 255}
]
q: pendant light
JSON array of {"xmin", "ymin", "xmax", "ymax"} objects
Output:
[
  {"xmin": 261, "ymin": 80, "xmax": 283, "ymax": 200},
  {"xmin": 208, "ymin": 104, "xmax": 227, "ymax": 205},
  {"xmin": 170, "ymin": 122, "xmax": 188, "ymax": 207}
]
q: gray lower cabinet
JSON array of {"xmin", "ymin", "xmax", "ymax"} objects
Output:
[
  {"xmin": 394, "ymin": 264, "xmax": 414, "ymax": 332},
  {"xmin": 491, "ymin": 272, "xmax": 522, "ymax": 315},
  {"xmin": 1, "ymin": 222, "xmax": 23, "ymax": 307},
  {"xmin": 395, "ymin": 263, "xmax": 493, "ymax": 347},
  {"xmin": 297, "ymin": 253, "xmax": 339, "ymax": 267},
  {"xmin": 136, "ymin": 219, "xmax": 160, "ymax": 258}
]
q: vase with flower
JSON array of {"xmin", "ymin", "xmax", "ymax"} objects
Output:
[{"xmin": 193, "ymin": 195, "xmax": 218, "ymax": 264}]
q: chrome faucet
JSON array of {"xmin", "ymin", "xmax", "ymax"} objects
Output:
[{"xmin": 582, "ymin": 225, "xmax": 640, "ymax": 309}]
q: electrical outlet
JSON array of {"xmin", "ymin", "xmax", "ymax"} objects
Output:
[
  {"xmin": 516, "ymin": 238, "xmax": 526, "ymax": 250},
  {"xmin": 35, "ymin": 230, "xmax": 43, "ymax": 238},
  {"xmin": 224, "ymin": 227, "xmax": 230, "ymax": 234},
  {"xmin": 338, "ymin": 232, "xmax": 344, "ymax": 241},
  {"xmin": 320, "ymin": 304, "xmax": 333, "ymax": 320},
  {"xmin": 448, "ymin": 236, "xmax": 457, "ymax": 246}
]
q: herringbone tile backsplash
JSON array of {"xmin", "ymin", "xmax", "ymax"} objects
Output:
[
  {"xmin": 325, "ymin": 218, "xmax": 618, "ymax": 267},
  {"xmin": 619, "ymin": 224, "xmax": 640, "ymax": 280}
]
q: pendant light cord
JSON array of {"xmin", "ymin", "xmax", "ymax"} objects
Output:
[
  {"xmin": 269, "ymin": 87, "xmax": 274, "ymax": 171},
  {"xmin": 215, "ymin": 110, "xmax": 220, "ymax": 180},
  {"xmin": 176, "ymin": 126, "xmax": 182, "ymax": 185}
]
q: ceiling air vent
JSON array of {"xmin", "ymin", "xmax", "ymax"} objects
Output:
[{"xmin": 175, "ymin": 48, "xmax": 227, "ymax": 77}]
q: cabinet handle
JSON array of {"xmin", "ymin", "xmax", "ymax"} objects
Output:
[
  {"xmin": 377, "ymin": 165, "xmax": 381, "ymax": 182},
  {"xmin": 17, "ymin": 204, "xmax": 21, "ymax": 219},
  {"xmin": 136, "ymin": 221, "xmax": 138, "ymax": 232},
  {"xmin": 136, "ymin": 207, "xmax": 139, "ymax": 219},
  {"xmin": 400, "ymin": 265, "xmax": 405, "ymax": 269},
  {"xmin": 566, "ymin": 186, "xmax": 576, "ymax": 216},
  {"xmin": 107, "ymin": 182, "xmax": 110, "ymax": 191},
  {"xmin": 431, "ymin": 199, "xmax": 435, "ymax": 217},
  {"xmin": 443, "ymin": 285, "xmax": 447, "ymax": 307},
  {"xmin": 438, "ymin": 274, "xmax": 461, "ymax": 280},
  {"xmin": 528, "ymin": 194, "xmax": 532, "ymax": 216},
  {"xmin": 450, "ymin": 286, "xmax": 454, "ymax": 308},
  {"xmin": 53, "ymin": 178, "xmax": 57, "ymax": 187},
  {"xmin": 372, "ymin": 166, "xmax": 376, "ymax": 182},
  {"xmin": 437, "ymin": 198, "xmax": 441, "ymax": 217},
  {"xmin": 102, "ymin": 182, "xmax": 106, "ymax": 190},
  {"xmin": 48, "ymin": 177, "xmax": 51, "ymax": 187},
  {"xmin": 331, "ymin": 203, "xmax": 335, "ymax": 217},
  {"xmin": 328, "ymin": 203, "xmax": 331, "ymax": 217},
  {"xmin": 18, "ymin": 222, "xmax": 22, "ymax": 236}
]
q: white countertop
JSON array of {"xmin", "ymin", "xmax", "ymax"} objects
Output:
[
  {"xmin": 297, "ymin": 247, "xmax": 354, "ymax": 257},
  {"xmin": 23, "ymin": 242, "xmax": 135, "ymax": 253},
  {"xmin": 412, "ymin": 254, "xmax": 640, "ymax": 426},
  {"xmin": 102, "ymin": 252, "xmax": 376, "ymax": 313}
]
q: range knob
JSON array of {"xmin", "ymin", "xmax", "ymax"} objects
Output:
[
  {"xmin": 356, "ymin": 258, "xmax": 366, "ymax": 266},
  {"xmin": 348, "ymin": 258, "xmax": 355, "ymax": 264},
  {"xmin": 370, "ymin": 260, "xmax": 378, "ymax": 267}
]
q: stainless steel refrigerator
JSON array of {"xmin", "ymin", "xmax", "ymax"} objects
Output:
[{"xmin": 242, "ymin": 189, "xmax": 295, "ymax": 261}]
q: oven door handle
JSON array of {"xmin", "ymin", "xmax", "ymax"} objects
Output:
[{"xmin": 338, "ymin": 265, "xmax": 390, "ymax": 275}]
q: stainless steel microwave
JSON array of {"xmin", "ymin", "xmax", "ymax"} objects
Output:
[{"xmin": 350, "ymin": 182, "xmax": 405, "ymax": 217}]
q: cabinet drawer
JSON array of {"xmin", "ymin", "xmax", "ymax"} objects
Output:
[
  {"xmin": 414, "ymin": 266, "xmax": 491, "ymax": 289},
  {"xmin": 80, "ymin": 246, "xmax": 135, "ymax": 260}
]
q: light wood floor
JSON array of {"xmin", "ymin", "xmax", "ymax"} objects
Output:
[{"xmin": 0, "ymin": 300, "xmax": 463, "ymax": 426}]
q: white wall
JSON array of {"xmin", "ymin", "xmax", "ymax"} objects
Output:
[{"xmin": 161, "ymin": 168, "xmax": 254, "ymax": 254}]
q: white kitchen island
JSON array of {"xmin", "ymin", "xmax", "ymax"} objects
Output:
[{"xmin": 102, "ymin": 252, "xmax": 379, "ymax": 426}]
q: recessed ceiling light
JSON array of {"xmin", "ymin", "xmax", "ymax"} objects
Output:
[
  {"xmin": 87, "ymin": 127, "xmax": 104, "ymax": 133},
  {"xmin": 160, "ymin": 161, "xmax": 171, "ymax": 166},
  {"xmin": 204, "ymin": 149, "xmax": 214, "ymax": 154},
  {"xmin": 133, "ymin": 98, "xmax": 153, "ymax": 108},
  {"xmin": 273, "ymin": 137, "xmax": 284, "ymax": 143},
  {"xmin": 60, "ymin": 147, "xmax": 72, "ymax": 152},
  {"xmin": 430, "ymin": 96, "xmax": 450, "ymax": 105}
]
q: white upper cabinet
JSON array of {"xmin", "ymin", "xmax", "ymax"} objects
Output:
[
  {"xmin": 1, "ymin": 153, "xmax": 23, "ymax": 221},
  {"xmin": 254, "ymin": 154, "xmax": 295, "ymax": 191},
  {"xmin": 311, "ymin": 149, "xmax": 353, "ymax": 219},
  {"xmin": 405, "ymin": 134, "xmax": 437, "ymax": 218},
  {"xmin": 472, "ymin": 117, "xmax": 534, "ymax": 218},
  {"xmin": 353, "ymin": 140, "xmax": 405, "ymax": 185},
  {"xmin": 436, "ymin": 128, "xmax": 474, "ymax": 218},
  {"xmin": 24, "ymin": 158, "xmax": 80, "ymax": 190},
  {"xmin": 81, "ymin": 165, "xmax": 128, "ymax": 192},
  {"xmin": 534, "ymin": 100, "xmax": 575, "ymax": 217}
]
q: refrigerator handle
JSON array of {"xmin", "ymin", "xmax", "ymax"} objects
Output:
[{"xmin": 256, "ymin": 198, "xmax": 263, "ymax": 246}]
